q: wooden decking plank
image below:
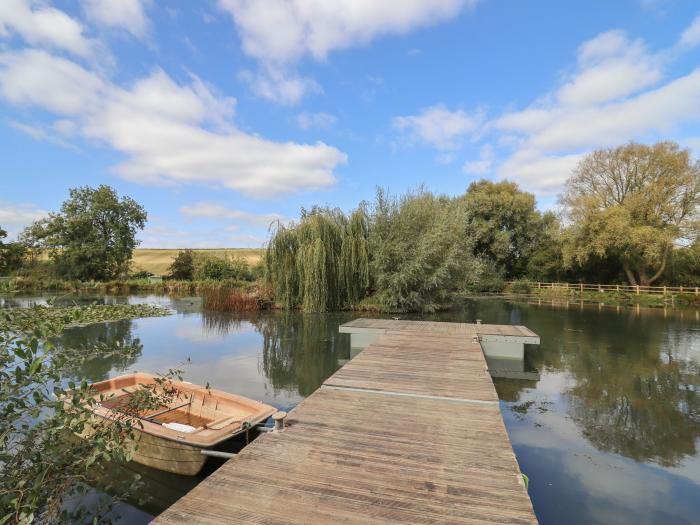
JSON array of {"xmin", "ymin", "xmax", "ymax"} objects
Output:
[{"xmin": 153, "ymin": 319, "xmax": 538, "ymax": 525}]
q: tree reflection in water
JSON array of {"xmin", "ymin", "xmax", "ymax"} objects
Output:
[
  {"xmin": 489, "ymin": 300, "xmax": 700, "ymax": 468},
  {"xmin": 254, "ymin": 313, "xmax": 348, "ymax": 397},
  {"xmin": 200, "ymin": 310, "xmax": 351, "ymax": 398},
  {"xmin": 56, "ymin": 319, "xmax": 143, "ymax": 382},
  {"xmin": 566, "ymin": 321, "xmax": 700, "ymax": 467}
]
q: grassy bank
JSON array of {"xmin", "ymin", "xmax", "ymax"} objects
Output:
[
  {"xmin": 130, "ymin": 248, "xmax": 263, "ymax": 276},
  {"xmin": 0, "ymin": 275, "xmax": 255, "ymax": 295},
  {"xmin": 503, "ymin": 281, "xmax": 700, "ymax": 308}
]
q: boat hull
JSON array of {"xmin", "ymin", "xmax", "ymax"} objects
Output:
[
  {"xmin": 73, "ymin": 372, "xmax": 277, "ymax": 476},
  {"xmin": 129, "ymin": 430, "xmax": 208, "ymax": 476}
]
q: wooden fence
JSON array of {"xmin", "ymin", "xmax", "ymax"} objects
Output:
[{"xmin": 507, "ymin": 281, "xmax": 700, "ymax": 296}]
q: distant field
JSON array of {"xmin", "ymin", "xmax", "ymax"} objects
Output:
[{"xmin": 131, "ymin": 248, "xmax": 264, "ymax": 276}]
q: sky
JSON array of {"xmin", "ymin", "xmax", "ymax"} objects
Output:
[{"xmin": 1, "ymin": 0, "xmax": 700, "ymax": 248}]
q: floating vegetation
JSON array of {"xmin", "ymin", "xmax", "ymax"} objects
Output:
[{"xmin": 0, "ymin": 303, "xmax": 171, "ymax": 335}]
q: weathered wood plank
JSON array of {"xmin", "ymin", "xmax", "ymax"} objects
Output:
[{"xmin": 153, "ymin": 319, "xmax": 538, "ymax": 525}]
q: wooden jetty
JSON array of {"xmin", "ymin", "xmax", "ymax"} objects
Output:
[{"xmin": 153, "ymin": 319, "xmax": 539, "ymax": 524}]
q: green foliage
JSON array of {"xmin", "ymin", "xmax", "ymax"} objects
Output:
[
  {"xmin": 265, "ymin": 207, "xmax": 370, "ymax": 312},
  {"xmin": 1, "ymin": 304, "xmax": 171, "ymax": 334},
  {"xmin": 0, "ymin": 304, "xmax": 179, "ymax": 524},
  {"xmin": 510, "ymin": 279, "xmax": 533, "ymax": 294},
  {"xmin": 194, "ymin": 255, "xmax": 251, "ymax": 281},
  {"xmin": 370, "ymin": 189, "xmax": 482, "ymax": 312},
  {"xmin": 0, "ymin": 226, "xmax": 27, "ymax": 276},
  {"xmin": 561, "ymin": 142, "xmax": 700, "ymax": 285},
  {"xmin": 24, "ymin": 186, "xmax": 147, "ymax": 281},
  {"xmin": 462, "ymin": 180, "xmax": 545, "ymax": 278},
  {"xmin": 167, "ymin": 249, "xmax": 196, "ymax": 280},
  {"xmin": 663, "ymin": 242, "xmax": 700, "ymax": 286},
  {"xmin": 525, "ymin": 212, "xmax": 567, "ymax": 282}
]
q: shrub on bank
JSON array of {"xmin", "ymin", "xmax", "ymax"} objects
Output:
[
  {"xmin": 194, "ymin": 256, "xmax": 252, "ymax": 281},
  {"xmin": 510, "ymin": 279, "xmax": 533, "ymax": 294}
]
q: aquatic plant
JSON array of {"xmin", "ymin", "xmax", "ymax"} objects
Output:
[
  {"xmin": 202, "ymin": 287, "xmax": 269, "ymax": 311},
  {"xmin": 0, "ymin": 303, "xmax": 171, "ymax": 334}
]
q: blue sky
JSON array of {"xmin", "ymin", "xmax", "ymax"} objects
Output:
[{"xmin": 1, "ymin": 0, "xmax": 700, "ymax": 247}]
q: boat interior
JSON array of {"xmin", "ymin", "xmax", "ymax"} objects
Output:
[{"xmin": 90, "ymin": 373, "xmax": 272, "ymax": 436}]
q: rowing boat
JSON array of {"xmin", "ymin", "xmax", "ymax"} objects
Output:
[{"xmin": 82, "ymin": 372, "xmax": 277, "ymax": 475}]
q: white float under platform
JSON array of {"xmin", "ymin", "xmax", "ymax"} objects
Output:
[{"xmin": 339, "ymin": 317, "xmax": 540, "ymax": 361}]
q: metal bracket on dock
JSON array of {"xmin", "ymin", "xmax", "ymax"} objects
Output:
[{"xmin": 200, "ymin": 450, "xmax": 236, "ymax": 459}]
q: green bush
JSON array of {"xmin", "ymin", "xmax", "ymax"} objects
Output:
[
  {"xmin": 510, "ymin": 279, "xmax": 533, "ymax": 294},
  {"xmin": 194, "ymin": 256, "xmax": 251, "ymax": 281},
  {"xmin": 130, "ymin": 269, "xmax": 153, "ymax": 279},
  {"xmin": 370, "ymin": 189, "xmax": 482, "ymax": 312},
  {"xmin": 168, "ymin": 249, "xmax": 196, "ymax": 280},
  {"xmin": 0, "ymin": 304, "xmax": 175, "ymax": 523}
]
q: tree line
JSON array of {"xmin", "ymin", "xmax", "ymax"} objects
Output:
[
  {"xmin": 2, "ymin": 141, "xmax": 699, "ymax": 311},
  {"xmin": 266, "ymin": 142, "xmax": 700, "ymax": 311}
]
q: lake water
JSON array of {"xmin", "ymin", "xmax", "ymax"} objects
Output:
[{"xmin": 3, "ymin": 295, "xmax": 700, "ymax": 524}]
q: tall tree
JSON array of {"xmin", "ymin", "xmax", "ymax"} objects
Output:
[
  {"xmin": 561, "ymin": 142, "xmax": 700, "ymax": 285},
  {"xmin": 0, "ymin": 226, "xmax": 26, "ymax": 275},
  {"xmin": 26, "ymin": 186, "xmax": 147, "ymax": 280},
  {"xmin": 370, "ymin": 189, "xmax": 482, "ymax": 312},
  {"xmin": 461, "ymin": 180, "xmax": 544, "ymax": 278},
  {"xmin": 265, "ymin": 207, "xmax": 370, "ymax": 312}
]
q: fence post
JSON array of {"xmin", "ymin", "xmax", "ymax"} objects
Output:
[
  {"xmin": 580, "ymin": 283, "xmax": 583, "ymax": 293},
  {"xmin": 636, "ymin": 285, "xmax": 640, "ymax": 295},
  {"xmin": 616, "ymin": 284, "xmax": 619, "ymax": 292},
  {"xmin": 680, "ymin": 286, "xmax": 683, "ymax": 294},
  {"xmin": 663, "ymin": 286, "xmax": 667, "ymax": 296},
  {"xmin": 598, "ymin": 284, "xmax": 602, "ymax": 292},
  {"xmin": 538, "ymin": 282, "xmax": 541, "ymax": 290}
]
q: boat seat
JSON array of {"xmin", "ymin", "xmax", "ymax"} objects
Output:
[{"xmin": 163, "ymin": 422, "xmax": 197, "ymax": 433}]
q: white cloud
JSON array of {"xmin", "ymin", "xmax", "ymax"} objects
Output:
[
  {"xmin": 393, "ymin": 104, "xmax": 484, "ymax": 151},
  {"xmin": 497, "ymin": 149, "xmax": 585, "ymax": 195},
  {"xmin": 499, "ymin": 68, "xmax": 700, "ymax": 153},
  {"xmin": 0, "ymin": 0, "xmax": 100, "ymax": 60},
  {"xmin": 180, "ymin": 202, "xmax": 287, "ymax": 227},
  {"xmin": 137, "ymin": 218, "xmax": 265, "ymax": 248},
  {"xmin": 8, "ymin": 120, "xmax": 79, "ymax": 151},
  {"xmin": 680, "ymin": 14, "xmax": 700, "ymax": 48},
  {"xmin": 0, "ymin": 202, "xmax": 48, "ymax": 239},
  {"xmin": 489, "ymin": 26, "xmax": 700, "ymax": 193},
  {"xmin": 0, "ymin": 49, "xmax": 347, "ymax": 197},
  {"xmin": 219, "ymin": 0, "xmax": 472, "ymax": 64},
  {"xmin": 557, "ymin": 31, "xmax": 662, "ymax": 107},
  {"xmin": 218, "ymin": 0, "xmax": 476, "ymax": 103},
  {"xmin": 81, "ymin": 0, "xmax": 152, "ymax": 38},
  {"xmin": 295, "ymin": 111, "xmax": 336, "ymax": 130},
  {"xmin": 0, "ymin": 49, "xmax": 106, "ymax": 114},
  {"xmin": 239, "ymin": 67, "xmax": 321, "ymax": 105},
  {"xmin": 462, "ymin": 144, "xmax": 494, "ymax": 175}
]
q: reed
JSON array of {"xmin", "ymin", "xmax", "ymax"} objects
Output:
[{"xmin": 202, "ymin": 287, "xmax": 266, "ymax": 312}]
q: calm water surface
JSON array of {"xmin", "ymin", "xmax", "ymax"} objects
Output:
[{"xmin": 3, "ymin": 295, "xmax": 699, "ymax": 524}]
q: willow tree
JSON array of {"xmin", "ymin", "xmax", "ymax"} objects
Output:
[
  {"xmin": 369, "ymin": 189, "xmax": 483, "ymax": 312},
  {"xmin": 265, "ymin": 207, "xmax": 369, "ymax": 312},
  {"xmin": 561, "ymin": 142, "xmax": 700, "ymax": 285}
]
